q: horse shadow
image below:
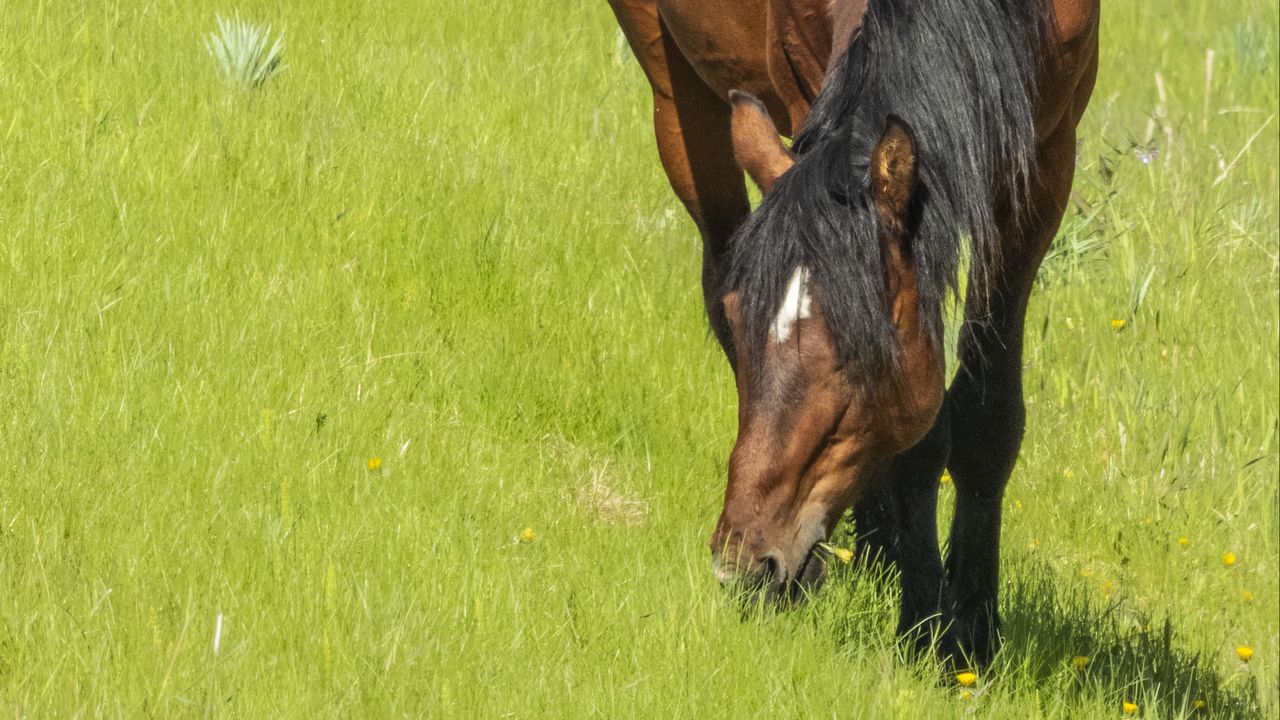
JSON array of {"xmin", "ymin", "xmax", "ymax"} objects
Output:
[
  {"xmin": 822, "ymin": 558, "xmax": 1265, "ymax": 717},
  {"xmin": 998, "ymin": 564, "xmax": 1264, "ymax": 717}
]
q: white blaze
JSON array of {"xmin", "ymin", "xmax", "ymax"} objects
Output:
[{"xmin": 770, "ymin": 266, "xmax": 812, "ymax": 343}]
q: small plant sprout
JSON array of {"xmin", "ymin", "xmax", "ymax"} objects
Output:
[{"xmin": 205, "ymin": 13, "xmax": 286, "ymax": 89}]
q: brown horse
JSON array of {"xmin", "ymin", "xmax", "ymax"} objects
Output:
[{"xmin": 610, "ymin": 0, "xmax": 1098, "ymax": 663}]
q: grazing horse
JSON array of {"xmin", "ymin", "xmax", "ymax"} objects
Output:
[{"xmin": 610, "ymin": 0, "xmax": 1099, "ymax": 663}]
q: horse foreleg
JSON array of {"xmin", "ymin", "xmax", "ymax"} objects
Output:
[
  {"xmin": 610, "ymin": 1, "xmax": 752, "ymax": 363},
  {"xmin": 652, "ymin": 44, "xmax": 752, "ymax": 362},
  {"xmin": 943, "ymin": 124, "xmax": 1078, "ymax": 666},
  {"xmin": 856, "ymin": 404, "xmax": 951, "ymax": 655}
]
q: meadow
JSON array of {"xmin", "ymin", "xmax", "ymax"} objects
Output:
[{"xmin": 0, "ymin": 0, "xmax": 1276, "ymax": 717}]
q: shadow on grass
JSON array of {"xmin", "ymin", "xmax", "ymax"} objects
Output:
[
  {"xmin": 998, "ymin": 561, "xmax": 1263, "ymax": 718},
  {"xmin": 816, "ymin": 555, "xmax": 1264, "ymax": 718}
]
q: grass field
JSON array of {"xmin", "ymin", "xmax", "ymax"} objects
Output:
[{"xmin": 0, "ymin": 1, "xmax": 1276, "ymax": 717}]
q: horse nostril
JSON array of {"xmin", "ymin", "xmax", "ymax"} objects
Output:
[{"xmin": 759, "ymin": 554, "xmax": 782, "ymax": 585}]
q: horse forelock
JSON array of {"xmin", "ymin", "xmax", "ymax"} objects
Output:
[{"xmin": 725, "ymin": 0, "xmax": 1051, "ymax": 385}]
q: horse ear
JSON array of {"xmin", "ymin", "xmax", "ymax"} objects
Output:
[
  {"xmin": 870, "ymin": 115, "xmax": 918, "ymax": 225},
  {"xmin": 722, "ymin": 290, "xmax": 744, "ymax": 343},
  {"xmin": 729, "ymin": 90, "xmax": 795, "ymax": 194}
]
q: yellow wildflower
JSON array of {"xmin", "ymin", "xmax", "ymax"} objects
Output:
[
  {"xmin": 1122, "ymin": 701, "xmax": 1138, "ymax": 715},
  {"xmin": 1111, "ymin": 319, "xmax": 1127, "ymax": 331},
  {"xmin": 519, "ymin": 527, "xmax": 536, "ymax": 543},
  {"xmin": 1072, "ymin": 655, "xmax": 1090, "ymax": 671},
  {"xmin": 1177, "ymin": 536, "xmax": 1189, "ymax": 547},
  {"xmin": 1064, "ymin": 468, "xmax": 1074, "ymax": 478},
  {"xmin": 1192, "ymin": 699, "xmax": 1206, "ymax": 711},
  {"xmin": 1242, "ymin": 590, "xmax": 1255, "ymax": 603},
  {"xmin": 367, "ymin": 457, "xmax": 383, "ymax": 471},
  {"xmin": 1236, "ymin": 645, "xmax": 1253, "ymax": 663},
  {"xmin": 1222, "ymin": 551, "xmax": 1237, "ymax": 567},
  {"xmin": 832, "ymin": 547, "xmax": 854, "ymax": 564},
  {"xmin": 955, "ymin": 672, "xmax": 977, "ymax": 687}
]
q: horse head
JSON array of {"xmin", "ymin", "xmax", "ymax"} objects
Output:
[{"xmin": 709, "ymin": 92, "xmax": 945, "ymax": 601}]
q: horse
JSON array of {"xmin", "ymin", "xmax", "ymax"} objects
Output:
[{"xmin": 609, "ymin": 0, "xmax": 1099, "ymax": 663}]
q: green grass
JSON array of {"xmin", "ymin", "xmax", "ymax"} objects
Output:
[{"xmin": 0, "ymin": 0, "xmax": 1275, "ymax": 717}]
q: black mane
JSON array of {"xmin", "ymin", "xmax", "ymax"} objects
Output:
[{"xmin": 725, "ymin": 0, "xmax": 1050, "ymax": 379}]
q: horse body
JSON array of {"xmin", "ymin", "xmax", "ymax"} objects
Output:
[
  {"xmin": 609, "ymin": 0, "xmax": 854, "ymax": 354},
  {"xmin": 611, "ymin": 0, "xmax": 1099, "ymax": 663}
]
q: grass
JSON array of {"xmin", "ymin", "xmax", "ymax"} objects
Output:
[{"xmin": 0, "ymin": 0, "xmax": 1275, "ymax": 717}]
